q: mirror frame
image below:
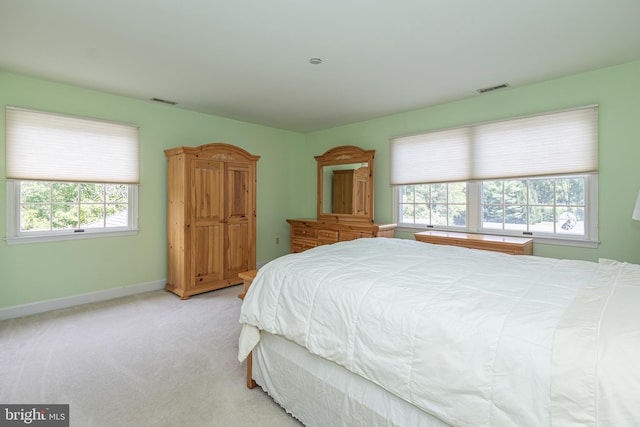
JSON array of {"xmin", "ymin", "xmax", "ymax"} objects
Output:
[{"xmin": 316, "ymin": 145, "xmax": 375, "ymax": 224}]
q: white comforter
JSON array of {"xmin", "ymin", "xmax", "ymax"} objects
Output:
[{"xmin": 238, "ymin": 238, "xmax": 640, "ymax": 427}]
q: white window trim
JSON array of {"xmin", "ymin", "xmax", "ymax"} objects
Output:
[
  {"xmin": 393, "ymin": 175, "xmax": 599, "ymax": 249},
  {"xmin": 5, "ymin": 181, "xmax": 139, "ymax": 245}
]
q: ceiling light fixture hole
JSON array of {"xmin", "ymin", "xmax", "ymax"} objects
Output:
[{"xmin": 309, "ymin": 58, "xmax": 323, "ymax": 65}]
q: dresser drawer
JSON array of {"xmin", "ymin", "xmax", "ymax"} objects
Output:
[
  {"xmin": 286, "ymin": 219, "xmax": 397, "ymax": 254},
  {"xmin": 340, "ymin": 230, "xmax": 374, "ymax": 241},
  {"xmin": 291, "ymin": 238, "xmax": 317, "ymax": 253},
  {"xmin": 292, "ymin": 226, "xmax": 318, "ymax": 239},
  {"xmin": 317, "ymin": 229, "xmax": 339, "ymax": 243}
]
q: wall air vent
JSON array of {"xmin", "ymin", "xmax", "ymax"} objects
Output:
[
  {"xmin": 150, "ymin": 97, "xmax": 178, "ymax": 105},
  {"xmin": 476, "ymin": 83, "xmax": 510, "ymax": 94}
]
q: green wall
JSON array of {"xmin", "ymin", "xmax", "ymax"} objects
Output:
[
  {"xmin": 0, "ymin": 72, "xmax": 307, "ymax": 309},
  {"xmin": 305, "ymin": 59, "xmax": 640, "ymax": 264},
  {"xmin": 2, "ymin": 59, "xmax": 640, "ymax": 311}
]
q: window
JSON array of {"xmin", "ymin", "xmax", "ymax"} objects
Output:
[
  {"xmin": 17, "ymin": 181, "xmax": 134, "ymax": 230},
  {"xmin": 5, "ymin": 107, "xmax": 139, "ymax": 244},
  {"xmin": 481, "ymin": 176, "xmax": 588, "ymax": 236},
  {"xmin": 397, "ymin": 174, "xmax": 597, "ymax": 246},
  {"xmin": 400, "ymin": 183, "xmax": 467, "ymax": 227},
  {"xmin": 391, "ymin": 106, "xmax": 599, "ymax": 247}
]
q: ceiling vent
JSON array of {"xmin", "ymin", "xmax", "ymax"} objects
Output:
[
  {"xmin": 150, "ymin": 97, "xmax": 177, "ymax": 105},
  {"xmin": 476, "ymin": 83, "xmax": 510, "ymax": 94}
]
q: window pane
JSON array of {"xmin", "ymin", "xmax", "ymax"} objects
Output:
[
  {"xmin": 401, "ymin": 186, "xmax": 414, "ymax": 203},
  {"xmin": 482, "ymin": 181, "xmax": 503, "ymax": 204},
  {"xmin": 431, "ymin": 184, "xmax": 447, "ymax": 203},
  {"xmin": 414, "ymin": 204, "xmax": 429, "ymax": 224},
  {"xmin": 52, "ymin": 182, "xmax": 78, "ymax": 203},
  {"xmin": 449, "ymin": 183, "xmax": 466, "ymax": 203},
  {"xmin": 504, "ymin": 180, "xmax": 527, "ymax": 205},
  {"xmin": 106, "ymin": 204, "xmax": 129, "ymax": 227},
  {"xmin": 401, "ymin": 204, "xmax": 415, "ymax": 223},
  {"xmin": 529, "ymin": 206, "xmax": 555, "ymax": 233},
  {"xmin": 80, "ymin": 204, "xmax": 105, "ymax": 228},
  {"xmin": 107, "ymin": 184, "xmax": 128, "ymax": 203},
  {"xmin": 557, "ymin": 207, "xmax": 584, "ymax": 235},
  {"xmin": 52, "ymin": 204, "xmax": 78, "ymax": 230},
  {"xmin": 431, "ymin": 204, "xmax": 448, "ymax": 225},
  {"xmin": 449, "ymin": 204, "xmax": 467, "ymax": 227},
  {"xmin": 504, "ymin": 205, "xmax": 527, "ymax": 231},
  {"xmin": 529, "ymin": 179, "xmax": 554, "ymax": 205},
  {"xmin": 483, "ymin": 203, "xmax": 503, "ymax": 229},
  {"xmin": 414, "ymin": 185, "xmax": 429, "ymax": 204},
  {"xmin": 80, "ymin": 183, "xmax": 105, "ymax": 203},
  {"xmin": 557, "ymin": 178, "xmax": 584, "ymax": 205},
  {"xmin": 21, "ymin": 181, "xmax": 50, "ymax": 203},
  {"xmin": 21, "ymin": 205, "xmax": 50, "ymax": 231}
]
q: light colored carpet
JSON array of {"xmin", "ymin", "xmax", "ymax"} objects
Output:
[{"xmin": 0, "ymin": 285, "xmax": 302, "ymax": 427}]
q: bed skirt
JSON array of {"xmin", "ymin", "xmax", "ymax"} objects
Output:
[{"xmin": 252, "ymin": 331, "xmax": 451, "ymax": 427}]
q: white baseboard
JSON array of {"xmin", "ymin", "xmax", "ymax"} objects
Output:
[{"xmin": 0, "ymin": 279, "xmax": 166, "ymax": 321}]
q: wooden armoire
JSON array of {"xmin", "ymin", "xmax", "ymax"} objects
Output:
[
  {"xmin": 332, "ymin": 166, "xmax": 369, "ymax": 215},
  {"xmin": 164, "ymin": 143, "xmax": 260, "ymax": 299}
]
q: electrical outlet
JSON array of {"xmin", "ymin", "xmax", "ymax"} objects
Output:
[{"xmin": 276, "ymin": 237, "xmax": 280, "ymax": 244}]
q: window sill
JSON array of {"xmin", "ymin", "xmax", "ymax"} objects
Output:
[
  {"xmin": 5, "ymin": 229, "xmax": 139, "ymax": 245},
  {"xmin": 396, "ymin": 225, "xmax": 599, "ymax": 249}
]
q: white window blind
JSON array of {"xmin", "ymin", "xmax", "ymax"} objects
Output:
[
  {"xmin": 6, "ymin": 107, "xmax": 139, "ymax": 184},
  {"xmin": 390, "ymin": 106, "xmax": 598, "ymax": 185}
]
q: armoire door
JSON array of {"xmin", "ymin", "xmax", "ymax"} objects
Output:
[
  {"xmin": 332, "ymin": 169, "xmax": 354, "ymax": 214},
  {"xmin": 353, "ymin": 166, "xmax": 369, "ymax": 216},
  {"xmin": 191, "ymin": 159, "xmax": 225, "ymax": 290},
  {"xmin": 224, "ymin": 162, "xmax": 252, "ymax": 279}
]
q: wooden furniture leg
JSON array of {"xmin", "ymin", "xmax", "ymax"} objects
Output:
[
  {"xmin": 238, "ymin": 270, "xmax": 259, "ymax": 389},
  {"xmin": 247, "ymin": 352, "xmax": 256, "ymax": 389}
]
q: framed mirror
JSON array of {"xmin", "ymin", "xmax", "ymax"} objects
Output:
[{"xmin": 316, "ymin": 145, "xmax": 375, "ymax": 224}]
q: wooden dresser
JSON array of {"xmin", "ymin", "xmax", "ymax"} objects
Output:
[
  {"xmin": 414, "ymin": 230, "xmax": 533, "ymax": 255},
  {"xmin": 287, "ymin": 219, "xmax": 396, "ymax": 253}
]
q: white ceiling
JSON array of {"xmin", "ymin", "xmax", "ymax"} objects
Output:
[{"xmin": 2, "ymin": 1, "xmax": 640, "ymax": 133}]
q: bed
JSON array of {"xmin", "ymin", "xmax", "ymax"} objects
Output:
[{"xmin": 238, "ymin": 237, "xmax": 640, "ymax": 426}]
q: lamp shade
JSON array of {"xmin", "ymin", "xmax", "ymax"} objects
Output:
[{"xmin": 633, "ymin": 192, "xmax": 640, "ymax": 221}]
